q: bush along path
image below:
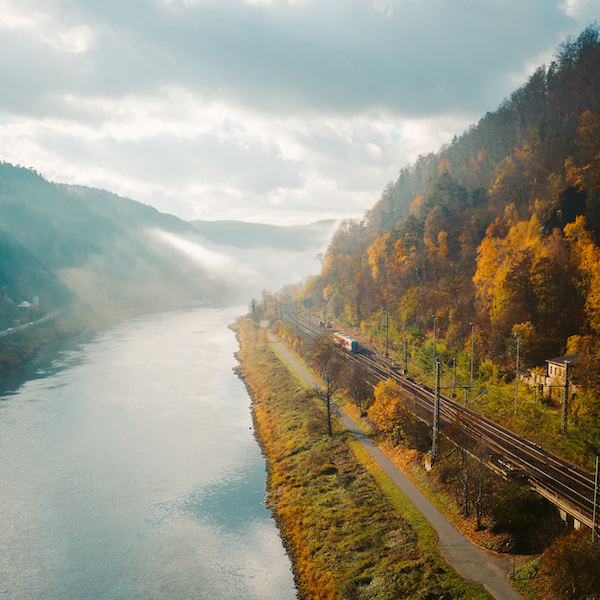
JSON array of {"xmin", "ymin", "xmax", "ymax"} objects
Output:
[{"xmin": 233, "ymin": 317, "xmax": 494, "ymax": 600}]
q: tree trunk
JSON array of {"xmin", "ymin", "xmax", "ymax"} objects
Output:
[{"xmin": 461, "ymin": 450, "xmax": 470, "ymax": 517}]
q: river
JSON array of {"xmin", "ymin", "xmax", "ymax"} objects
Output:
[{"xmin": 0, "ymin": 307, "xmax": 297, "ymax": 600}]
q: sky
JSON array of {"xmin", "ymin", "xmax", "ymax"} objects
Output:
[{"xmin": 0, "ymin": 0, "xmax": 598, "ymax": 226}]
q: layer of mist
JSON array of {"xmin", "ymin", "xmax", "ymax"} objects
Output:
[{"xmin": 0, "ymin": 162, "xmax": 335, "ymax": 329}]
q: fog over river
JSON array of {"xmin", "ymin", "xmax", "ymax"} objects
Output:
[{"xmin": 0, "ymin": 307, "xmax": 296, "ymax": 599}]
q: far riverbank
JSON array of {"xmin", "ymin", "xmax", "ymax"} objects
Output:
[{"xmin": 0, "ymin": 300, "xmax": 208, "ymax": 393}]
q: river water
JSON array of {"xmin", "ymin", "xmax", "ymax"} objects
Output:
[{"xmin": 0, "ymin": 307, "xmax": 297, "ymax": 600}]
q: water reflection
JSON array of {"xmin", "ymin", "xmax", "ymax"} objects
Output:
[
  {"xmin": 175, "ymin": 460, "xmax": 269, "ymax": 530},
  {"xmin": 0, "ymin": 308, "xmax": 296, "ymax": 600}
]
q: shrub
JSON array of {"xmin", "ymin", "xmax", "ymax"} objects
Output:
[{"xmin": 540, "ymin": 529, "xmax": 600, "ymax": 599}]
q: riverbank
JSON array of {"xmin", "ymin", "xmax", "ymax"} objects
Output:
[
  {"xmin": 233, "ymin": 316, "xmax": 493, "ymax": 600},
  {"xmin": 0, "ymin": 301, "xmax": 190, "ymax": 392}
]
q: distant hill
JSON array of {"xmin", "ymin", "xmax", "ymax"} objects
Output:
[
  {"xmin": 190, "ymin": 219, "xmax": 337, "ymax": 251},
  {"xmin": 0, "ymin": 162, "xmax": 334, "ymax": 328},
  {"xmin": 0, "ymin": 163, "xmax": 234, "ymax": 325},
  {"xmin": 189, "ymin": 219, "xmax": 336, "ymax": 299}
]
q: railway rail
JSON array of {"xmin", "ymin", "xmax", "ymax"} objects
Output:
[{"xmin": 282, "ymin": 310, "xmax": 599, "ymax": 532}]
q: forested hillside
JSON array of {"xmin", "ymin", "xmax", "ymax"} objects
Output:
[
  {"xmin": 0, "ymin": 164, "xmax": 226, "ymax": 327},
  {"xmin": 305, "ymin": 25, "xmax": 600, "ymax": 384},
  {"xmin": 0, "ymin": 161, "xmax": 334, "ymax": 334}
]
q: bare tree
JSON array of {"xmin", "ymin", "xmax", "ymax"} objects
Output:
[
  {"xmin": 343, "ymin": 362, "xmax": 372, "ymax": 416},
  {"xmin": 312, "ymin": 338, "xmax": 344, "ymax": 436},
  {"xmin": 447, "ymin": 409, "xmax": 491, "ymax": 527},
  {"xmin": 248, "ymin": 298, "xmax": 261, "ymax": 330}
]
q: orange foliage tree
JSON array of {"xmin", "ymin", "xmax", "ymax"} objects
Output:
[
  {"xmin": 540, "ymin": 529, "xmax": 600, "ymax": 599},
  {"xmin": 564, "ymin": 215, "xmax": 600, "ymax": 334},
  {"xmin": 473, "ymin": 212, "xmax": 578, "ymax": 363},
  {"xmin": 368, "ymin": 378, "xmax": 410, "ymax": 442}
]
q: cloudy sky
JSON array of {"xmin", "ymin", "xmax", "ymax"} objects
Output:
[{"xmin": 0, "ymin": 0, "xmax": 598, "ymax": 225}]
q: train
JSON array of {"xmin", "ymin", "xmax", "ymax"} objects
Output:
[{"xmin": 334, "ymin": 332, "xmax": 359, "ymax": 353}]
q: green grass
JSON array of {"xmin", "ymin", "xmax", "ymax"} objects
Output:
[
  {"xmin": 350, "ymin": 440, "xmax": 494, "ymax": 599},
  {"xmin": 236, "ymin": 317, "xmax": 494, "ymax": 600}
]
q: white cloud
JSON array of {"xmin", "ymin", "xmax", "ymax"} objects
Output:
[
  {"xmin": 242, "ymin": 0, "xmax": 312, "ymax": 5},
  {"xmin": 41, "ymin": 24, "xmax": 95, "ymax": 54},
  {"xmin": 0, "ymin": 1, "xmax": 41, "ymax": 31},
  {"xmin": 560, "ymin": 0, "xmax": 600, "ymax": 18},
  {"xmin": 0, "ymin": 0, "xmax": 594, "ymax": 225},
  {"xmin": 0, "ymin": 0, "xmax": 95, "ymax": 53},
  {"xmin": 0, "ymin": 92, "xmax": 466, "ymax": 223},
  {"xmin": 372, "ymin": 0, "xmax": 401, "ymax": 17}
]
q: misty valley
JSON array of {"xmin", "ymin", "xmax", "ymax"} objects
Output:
[{"xmin": 4, "ymin": 23, "xmax": 600, "ymax": 600}]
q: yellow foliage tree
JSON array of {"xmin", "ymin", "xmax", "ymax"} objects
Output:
[
  {"xmin": 474, "ymin": 212, "xmax": 576, "ymax": 362},
  {"xmin": 367, "ymin": 232, "xmax": 390, "ymax": 284},
  {"xmin": 564, "ymin": 216, "xmax": 600, "ymax": 332},
  {"xmin": 368, "ymin": 378, "xmax": 408, "ymax": 442},
  {"xmin": 438, "ymin": 157, "xmax": 452, "ymax": 175},
  {"xmin": 566, "ymin": 111, "xmax": 600, "ymax": 190}
]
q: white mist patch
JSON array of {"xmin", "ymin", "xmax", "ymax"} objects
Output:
[{"xmin": 151, "ymin": 229, "xmax": 260, "ymax": 286}]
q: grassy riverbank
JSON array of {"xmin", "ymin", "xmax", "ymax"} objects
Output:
[
  {"xmin": 0, "ymin": 301, "xmax": 181, "ymax": 384},
  {"xmin": 234, "ymin": 316, "xmax": 492, "ymax": 600},
  {"xmin": 0, "ymin": 306, "xmax": 93, "ymax": 378}
]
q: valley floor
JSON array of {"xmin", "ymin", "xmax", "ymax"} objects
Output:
[
  {"xmin": 267, "ymin": 333, "xmax": 524, "ymax": 600},
  {"xmin": 235, "ymin": 317, "xmax": 504, "ymax": 600}
]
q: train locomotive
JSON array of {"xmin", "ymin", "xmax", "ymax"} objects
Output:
[{"xmin": 333, "ymin": 332, "xmax": 359, "ymax": 353}]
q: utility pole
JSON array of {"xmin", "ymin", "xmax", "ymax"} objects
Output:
[
  {"xmin": 402, "ymin": 312, "xmax": 408, "ymax": 375},
  {"xmin": 560, "ymin": 361, "xmax": 570, "ymax": 434},
  {"xmin": 593, "ymin": 455, "xmax": 599, "ymax": 542},
  {"xmin": 514, "ymin": 332, "xmax": 520, "ymax": 416},
  {"xmin": 431, "ymin": 359, "xmax": 441, "ymax": 462},
  {"xmin": 470, "ymin": 322, "xmax": 475, "ymax": 392},
  {"xmin": 432, "ymin": 314, "xmax": 437, "ymax": 364},
  {"xmin": 452, "ymin": 357, "xmax": 456, "ymax": 398},
  {"xmin": 385, "ymin": 307, "xmax": 389, "ymax": 358}
]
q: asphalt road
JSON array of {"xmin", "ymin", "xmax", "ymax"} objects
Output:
[
  {"xmin": 0, "ymin": 310, "xmax": 63, "ymax": 337},
  {"xmin": 268, "ymin": 334, "xmax": 524, "ymax": 600}
]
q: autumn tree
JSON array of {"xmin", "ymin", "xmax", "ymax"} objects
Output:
[
  {"xmin": 473, "ymin": 212, "xmax": 578, "ymax": 363},
  {"xmin": 540, "ymin": 529, "xmax": 600, "ymax": 599},
  {"xmin": 566, "ymin": 334, "xmax": 600, "ymax": 393},
  {"xmin": 564, "ymin": 215, "xmax": 600, "ymax": 333},
  {"xmin": 368, "ymin": 378, "xmax": 429, "ymax": 449},
  {"xmin": 248, "ymin": 298, "xmax": 262, "ymax": 331},
  {"xmin": 319, "ymin": 219, "xmax": 375, "ymax": 326},
  {"xmin": 369, "ymin": 378, "xmax": 407, "ymax": 442}
]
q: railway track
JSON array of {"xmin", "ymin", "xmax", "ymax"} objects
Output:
[{"xmin": 282, "ymin": 310, "xmax": 599, "ymax": 531}]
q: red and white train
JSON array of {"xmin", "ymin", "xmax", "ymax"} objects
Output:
[{"xmin": 334, "ymin": 332, "xmax": 359, "ymax": 353}]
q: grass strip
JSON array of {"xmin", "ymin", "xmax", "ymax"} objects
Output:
[{"xmin": 234, "ymin": 319, "xmax": 493, "ymax": 600}]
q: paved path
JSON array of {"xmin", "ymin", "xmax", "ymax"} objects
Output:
[{"xmin": 269, "ymin": 335, "xmax": 524, "ymax": 600}]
